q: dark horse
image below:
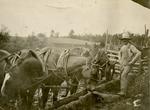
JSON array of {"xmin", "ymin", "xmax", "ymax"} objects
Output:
[
  {"xmin": 0, "ymin": 49, "xmax": 44, "ymax": 110},
  {"xmin": 91, "ymin": 49, "xmax": 116, "ymax": 81},
  {"xmin": 0, "ymin": 50, "xmax": 10, "ymax": 97}
]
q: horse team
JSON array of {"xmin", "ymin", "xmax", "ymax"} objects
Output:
[{"xmin": 0, "ymin": 47, "xmax": 115, "ymax": 110}]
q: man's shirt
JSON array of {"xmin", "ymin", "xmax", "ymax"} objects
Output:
[{"xmin": 119, "ymin": 43, "xmax": 140, "ymax": 66}]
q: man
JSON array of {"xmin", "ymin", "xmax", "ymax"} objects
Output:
[{"xmin": 118, "ymin": 32, "xmax": 141, "ymax": 96}]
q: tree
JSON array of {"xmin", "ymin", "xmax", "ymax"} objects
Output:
[
  {"xmin": 55, "ymin": 32, "xmax": 59, "ymax": 38},
  {"xmin": 37, "ymin": 33, "xmax": 48, "ymax": 48},
  {"xmin": 0, "ymin": 25, "xmax": 10, "ymax": 49},
  {"xmin": 0, "ymin": 25, "xmax": 10, "ymax": 43},
  {"xmin": 68, "ymin": 29, "xmax": 75, "ymax": 38},
  {"xmin": 37, "ymin": 33, "xmax": 46, "ymax": 38},
  {"xmin": 50, "ymin": 30, "xmax": 55, "ymax": 37},
  {"xmin": 26, "ymin": 34, "xmax": 40, "ymax": 49}
]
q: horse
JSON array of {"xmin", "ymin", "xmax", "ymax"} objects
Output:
[
  {"xmin": 0, "ymin": 49, "xmax": 45, "ymax": 110},
  {"xmin": 36, "ymin": 47, "xmax": 92, "ymax": 109},
  {"xmin": 38, "ymin": 47, "xmax": 114, "ymax": 109},
  {"xmin": 91, "ymin": 49, "xmax": 116, "ymax": 81},
  {"xmin": 0, "ymin": 50, "xmax": 11, "ymax": 98}
]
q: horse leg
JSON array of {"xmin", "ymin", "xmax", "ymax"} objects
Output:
[
  {"xmin": 19, "ymin": 89, "xmax": 35, "ymax": 110},
  {"xmin": 26, "ymin": 89, "xmax": 37, "ymax": 110},
  {"xmin": 98, "ymin": 70, "xmax": 102, "ymax": 80},
  {"xmin": 110, "ymin": 65, "xmax": 115, "ymax": 80},
  {"xmin": 70, "ymin": 78, "xmax": 78, "ymax": 94},
  {"xmin": 20, "ymin": 90, "xmax": 28, "ymax": 110},
  {"xmin": 52, "ymin": 88, "xmax": 59, "ymax": 103},
  {"xmin": 105, "ymin": 65, "xmax": 111, "ymax": 81},
  {"xmin": 41, "ymin": 87, "xmax": 50, "ymax": 109},
  {"xmin": 59, "ymin": 80, "xmax": 69, "ymax": 97}
]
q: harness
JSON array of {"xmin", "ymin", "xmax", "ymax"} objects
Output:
[
  {"xmin": 90, "ymin": 49, "xmax": 111, "ymax": 81},
  {"xmin": 4, "ymin": 53, "xmax": 22, "ymax": 76},
  {"xmin": 53, "ymin": 49, "xmax": 81, "ymax": 87},
  {"xmin": 57, "ymin": 49, "xmax": 70, "ymax": 77},
  {"xmin": 37, "ymin": 48, "xmax": 52, "ymax": 75},
  {"xmin": 35, "ymin": 49, "xmax": 78, "ymax": 88},
  {"xmin": 2, "ymin": 50, "xmax": 47, "ymax": 89}
]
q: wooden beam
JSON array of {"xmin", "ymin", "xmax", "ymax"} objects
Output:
[
  {"xmin": 51, "ymin": 89, "xmax": 87, "ymax": 109},
  {"xmin": 94, "ymin": 79, "xmax": 120, "ymax": 92},
  {"xmin": 56, "ymin": 92, "xmax": 96, "ymax": 110},
  {"xmin": 50, "ymin": 79, "xmax": 120, "ymax": 109},
  {"xmin": 92, "ymin": 91, "xmax": 120, "ymax": 103},
  {"xmin": 55, "ymin": 90, "xmax": 121, "ymax": 110}
]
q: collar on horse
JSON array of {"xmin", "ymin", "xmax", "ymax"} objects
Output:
[
  {"xmin": 57, "ymin": 49, "xmax": 70, "ymax": 77},
  {"xmin": 37, "ymin": 48, "xmax": 52, "ymax": 75},
  {"xmin": 4, "ymin": 52, "xmax": 23, "ymax": 75}
]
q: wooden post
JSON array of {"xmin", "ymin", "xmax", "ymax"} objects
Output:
[
  {"xmin": 105, "ymin": 30, "xmax": 108, "ymax": 51},
  {"xmin": 148, "ymin": 49, "xmax": 150, "ymax": 110},
  {"xmin": 144, "ymin": 25, "xmax": 149, "ymax": 48},
  {"xmin": 141, "ymin": 47, "xmax": 150, "ymax": 110}
]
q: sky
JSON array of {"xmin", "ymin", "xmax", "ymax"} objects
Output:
[{"xmin": 0, "ymin": 0, "xmax": 150, "ymax": 37}]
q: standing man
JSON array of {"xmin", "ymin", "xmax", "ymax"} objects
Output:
[{"xmin": 118, "ymin": 32, "xmax": 141, "ymax": 96}]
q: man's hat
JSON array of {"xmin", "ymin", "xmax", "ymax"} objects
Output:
[{"xmin": 120, "ymin": 32, "xmax": 131, "ymax": 40}]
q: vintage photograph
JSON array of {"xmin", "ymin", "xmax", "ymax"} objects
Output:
[{"xmin": 0, "ymin": 0, "xmax": 150, "ymax": 110}]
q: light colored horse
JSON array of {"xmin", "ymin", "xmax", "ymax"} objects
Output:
[{"xmin": 37, "ymin": 47, "xmax": 92, "ymax": 108}]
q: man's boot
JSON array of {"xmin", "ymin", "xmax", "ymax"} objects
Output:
[{"xmin": 117, "ymin": 88, "xmax": 126, "ymax": 96}]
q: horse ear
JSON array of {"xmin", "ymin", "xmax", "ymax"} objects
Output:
[{"xmin": 28, "ymin": 50, "xmax": 39, "ymax": 59}]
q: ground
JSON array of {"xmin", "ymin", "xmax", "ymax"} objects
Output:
[{"xmin": 92, "ymin": 72, "xmax": 148, "ymax": 110}]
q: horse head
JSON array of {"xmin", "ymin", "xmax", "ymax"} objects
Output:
[
  {"xmin": 0, "ymin": 50, "xmax": 11, "ymax": 97},
  {"xmin": 91, "ymin": 49, "xmax": 116, "ymax": 81},
  {"xmin": 1, "ymin": 49, "xmax": 45, "ymax": 100}
]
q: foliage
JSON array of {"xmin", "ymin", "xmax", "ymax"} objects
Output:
[
  {"xmin": 67, "ymin": 31, "xmax": 149, "ymax": 50},
  {"xmin": 0, "ymin": 25, "xmax": 11, "ymax": 49},
  {"xmin": 0, "ymin": 31, "xmax": 49, "ymax": 53},
  {"xmin": 68, "ymin": 29, "xmax": 75, "ymax": 38},
  {"xmin": 0, "ymin": 26, "xmax": 149, "ymax": 53}
]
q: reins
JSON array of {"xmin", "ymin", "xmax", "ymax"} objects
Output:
[{"xmin": 91, "ymin": 60, "xmax": 109, "ymax": 69}]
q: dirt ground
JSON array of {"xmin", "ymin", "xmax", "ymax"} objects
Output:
[{"xmin": 91, "ymin": 72, "xmax": 148, "ymax": 110}]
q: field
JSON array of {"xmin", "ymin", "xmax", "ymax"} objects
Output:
[{"xmin": 47, "ymin": 37, "xmax": 94, "ymax": 51}]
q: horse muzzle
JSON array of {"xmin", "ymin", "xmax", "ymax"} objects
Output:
[{"xmin": 1, "ymin": 73, "xmax": 11, "ymax": 96}]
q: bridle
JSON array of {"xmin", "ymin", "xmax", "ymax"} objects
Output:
[
  {"xmin": 3, "ymin": 52, "xmax": 23, "ymax": 77},
  {"xmin": 91, "ymin": 59, "xmax": 109, "ymax": 69},
  {"xmin": 91, "ymin": 58, "xmax": 110, "ymax": 82},
  {"xmin": 3, "ymin": 50, "xmax": 46, "ymax": 88}
]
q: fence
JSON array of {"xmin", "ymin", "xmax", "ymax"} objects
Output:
[{"xmin": 106, "ymin": 50, "xmax": 142, "ymax": 77}]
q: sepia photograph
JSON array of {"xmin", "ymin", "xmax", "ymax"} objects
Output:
[{"xmin": 0, "ymin": 0, "xmax": 150, "ymax": 110}]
